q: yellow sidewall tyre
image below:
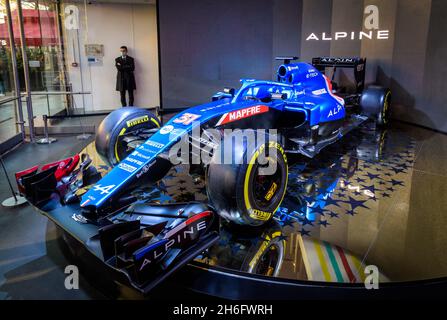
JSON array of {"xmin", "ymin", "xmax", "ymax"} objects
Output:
[
  {"xmin": 207, "ymin": 131, "xmax": 288, "ymax": 227},
  {"xmin": 95, "ymin": 107, "xmax": 160, "ymax": 167}
]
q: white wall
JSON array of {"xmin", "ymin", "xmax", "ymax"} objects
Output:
[{"xmin": 62, "ymin": 3, "xmax": 159, "ymax": 111}]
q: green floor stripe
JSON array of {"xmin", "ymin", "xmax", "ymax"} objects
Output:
[{"xmin": 324, "ymin": 242, "xmax": 344, "ymax": 282}]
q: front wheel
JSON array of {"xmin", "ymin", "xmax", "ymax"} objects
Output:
[
  {"xmin": 95, "ymin": 107, "xmax": 160, "ymax": 167},
  {"xmin": 206, "ymin": 131, "xmax": 288, "ymax": 227}
]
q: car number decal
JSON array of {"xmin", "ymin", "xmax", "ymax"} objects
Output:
[{"xmin": 173, "ymin": 113, "xmax": 201, "ymax": 125}]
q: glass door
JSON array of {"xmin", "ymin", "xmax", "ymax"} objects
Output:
[
  {"xmin": 0, "ymin": 0, "xmax": 23, "ymax": 149},
  {"xmin": 16, "ymin": 0, "xmax": 69, "ymax": 118}
]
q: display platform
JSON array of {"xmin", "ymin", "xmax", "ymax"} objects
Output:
[{"xmin": 32, "ymin": 121, "xmax": 447, "ymax": 299}]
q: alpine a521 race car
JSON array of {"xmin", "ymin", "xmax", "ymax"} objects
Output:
[
  {"xmin": 17, "ymin": 56, "xmax": 390, "ymax": 293},
  {"xmin": 80, "ymin": 56, "xmax": 390, "ymax": 226}
]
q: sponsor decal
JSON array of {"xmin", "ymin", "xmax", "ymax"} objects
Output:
[
  {"xmin": 126, "ymin": 115, "xmax": 149, "ymax": 128},
  {"xmin": 249, "ymin": 209, "xmax": 272, "ymax": 221},
  {"xmin": 306, "ymin": 72, "xmax": 319, "ymax": 79},
  {"xmin": 173, "ymin": 113, "xmax": 201, "ymax": 125},
  {"xmin": 265, "ymin": 182, "xmax": 278, "ymax": 201},
  {"xmin": 217, "ymin": 105, "xmax": 269, "ymax": 126},
  {"xmin": 138, "ymin": 145, "xmax": 158, "ymax": 154},
  {"xmin": 125, "ymin": 157, "xmax": 144, "ymax": 166},
  {"xmin": 118, "ymin": 162, "xmax": 137, "ymax": 173},
  {"xmin": 200, "ymin": 104, "xmax": 225, "ymax": 112},
  {"xmin": 131, "ymin": 150, "xmax": 152, "ymax": 160},
  {"xmin": 321, "ymin": 57, "xmax": 355, "ymax": 64},
  {"xmin": 160, "ymin": 125, "xmax": 174, "ymax": 135},
  {"xmin": 312, "ymin": 88, "xmax": 327, "ymax": 96},
  {"xmin": 144, "ymin": 140, "xmax": 164, "ymax": 149},
  {"xmin": 136, "ymin": 162, "xmax": 155, "ymax": 179}
]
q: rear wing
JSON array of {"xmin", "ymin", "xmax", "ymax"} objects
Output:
[
  {"xmin": 312, "ymin": 57, "xmax": 366, "ymax": 69},
  {"xmin": 312, "ymin": 57, "xmax": 366, "ymax": 93}
]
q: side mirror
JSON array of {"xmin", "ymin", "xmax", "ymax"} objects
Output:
[
  {"xmin": 223, "ymin": 87, "xmax": 235, "ymax": 96},
  {"xmin": 211, "ymin": 87, "xmax": 236, "ymax": 101}
]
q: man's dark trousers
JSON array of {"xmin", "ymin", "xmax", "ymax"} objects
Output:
[{"xmin": 120, "ymin": 89, "xmax": 134, "ymax": 106}]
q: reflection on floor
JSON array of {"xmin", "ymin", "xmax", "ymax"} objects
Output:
[
  {"xmin": 124, "ymin": 121, "xmax": 445, "ymax": 283},
  {"xmin": 0, "ymin": 120, "xmax": 446, "ymax": 299},
  {"xmin": 0, "ymin": 136, "xmax": 105, "ymax": 299}
]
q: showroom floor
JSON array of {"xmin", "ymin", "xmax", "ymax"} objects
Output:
[
  {"xmin": 140, "ymin": 121, "xmax": 447, "ymax": 284},
  {"xmin": 0, "ymin": 135, "xmax": 106, "ymax": 299},
  {"xmin": 0, "ymin": 120, "xmax": 446, "ymax": 299}
]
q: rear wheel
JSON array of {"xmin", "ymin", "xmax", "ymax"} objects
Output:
[
  {"xmin": 95, "ymin": 107, "xmax": 160, "ymax": 167},
  {"xmin": 360, "ymin": 86, "xmax": 391, "ymax": 127},
  {"xmin": 206, "ymin": 131, "xmax": 288, "ymax": 227}
]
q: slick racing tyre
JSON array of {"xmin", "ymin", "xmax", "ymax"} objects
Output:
[
  {"xmin": 242, "ymin": 226, "xmax": 285, "ymax": 276},
  {"xmin": 360, "ymin": 86, "xmax": 391, "ymax": 127},
  {"xmin": 96, "ymin": 107, "xmax": 160, "ymax": 166},
  {"xmin": 207, "ymin": 221, "xmax": 285, "ymax": 276},
  {"xmin": 206, "ymin": 130, "xmax": 288, "ymax": 227}
]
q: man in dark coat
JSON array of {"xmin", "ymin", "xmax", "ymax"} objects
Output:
[{"xmin": 115, "ymin": 46, "xmax": 136, "ymax": 106}]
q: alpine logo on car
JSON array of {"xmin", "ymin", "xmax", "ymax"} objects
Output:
[
  {"xmin": 328, "ymin": 105, "xmax": 343, "ymax": 118},
  {"xmin": 135, "ymin": 211, "xmax": 211, "ymax": 272},
  {"xmin": 321, "ymin": 57, "xmax": 356, "ymax": 64},
  {"xmin": 216, "ymin": 105, "xmax": 269, "ymax": 126},
  {"xmin": 92, "ymin": 184, "xmax": 116, "ymax": 195}
]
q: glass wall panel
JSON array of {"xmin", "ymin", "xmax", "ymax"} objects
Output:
[
  {"xmin": 60, "ymin": 0, "xmax": 159, "ymax": 112},
  {"xmin": 0, "ymin": 0, "xmax": 21, "ymax": 144},
  {"xmin": 15, "ymin": 0, "xmax": 68, "ymax": 117},
  {"xmin": 1, "ymin": 0, "xmax": 159, "ymax": 143}
]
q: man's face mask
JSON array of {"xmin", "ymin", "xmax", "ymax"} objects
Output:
[{"xmin": 120, "ymin": 49, "xmax": 127, "ymax": 57}]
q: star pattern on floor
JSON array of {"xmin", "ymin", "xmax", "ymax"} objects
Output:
[
  {"xmin": 274, "ymin": 128, "xmax": 416, "ymax": 237},
  {"xmin": 136, "ymin": 126, "xmax": 416, "ymax": 239}
]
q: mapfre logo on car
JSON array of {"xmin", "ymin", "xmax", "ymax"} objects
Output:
[{"xmin": 216, "ymin": 105, "xmax": 269, "ymax": 126}]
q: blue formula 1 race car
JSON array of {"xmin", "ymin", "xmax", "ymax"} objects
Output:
[
  {"xmin": 79, "ymin": 56, "xmax": 390, "ymax": 226},
  {"xmin": 16, "ymin": 56, "xmax": 391, "ymax": 293}
]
